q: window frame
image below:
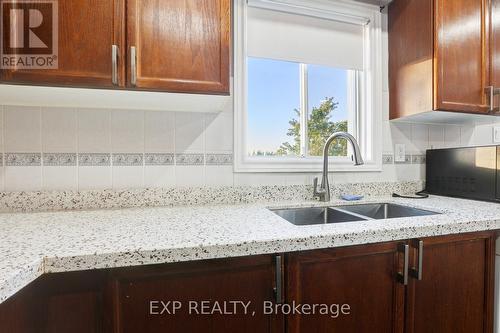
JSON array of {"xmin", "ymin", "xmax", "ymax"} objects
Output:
[{"xmin": 234, "ymin": 0, "xmax": 384, "ymax": 173}]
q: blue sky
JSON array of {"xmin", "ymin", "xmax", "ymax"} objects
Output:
[{"xmin": 247, "ymin": 57, "xmax": 348, "ymax": 154}]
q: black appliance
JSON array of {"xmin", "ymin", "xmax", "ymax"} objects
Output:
[{"xmin": 425, "ymin": 146, "xmax": 499, "ymax": 202}]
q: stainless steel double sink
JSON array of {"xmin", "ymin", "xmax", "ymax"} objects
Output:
[{"xmin": 271, "ymin": 203, "xmax": 439, "ymax": 226}]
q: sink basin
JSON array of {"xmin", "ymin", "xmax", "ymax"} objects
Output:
[
  {"xmin": 271, "ymin": 203, "xmax": 440, "ymax": 226},
  {"xmin": 271, "ymin": 207, "xmax": 367, "ymax": 226},
  {"xmin": 336, "ymin": 203, "xmax": 439, "ymax": 220}
]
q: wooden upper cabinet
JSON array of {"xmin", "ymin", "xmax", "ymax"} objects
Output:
[
  {"xmin": 491, "ymin": 0, "xmax": 500, "ymax": 98},
  {"xmin": 388, "ymin": 0, "xmax": 434, "ymax": 119},
  {"xmin": 405, "ymin": 232, "xmax": 496, "ymax": 333},
  {"xmin": 0, "ymin": 0, "xmax": 125, "ymax": 88},
  {"xmin": 126, "ymin": 0, "xmax": 231, "ymax": 94},
  {"xmin": 286, "ymin": 242, "xmax": 405, "ymax": 333},
  {"xmin": 1, "ymin": 0, "xmax": 231, "ymax": 94},
  {"xmin": 389, "ymin": 0, "xmax": 491, "ymax": 119},
  {"xmin": 434, "ymin": 0, "xmax": 489, "ymax": 113}
]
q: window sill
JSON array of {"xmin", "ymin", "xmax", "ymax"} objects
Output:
[{"xmin": 234, "ymin": 158, "xmax": 383, "ymax": 173}]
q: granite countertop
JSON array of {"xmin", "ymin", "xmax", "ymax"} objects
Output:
[{"xmin": 1, "ymin": 195, "xmax": 500, "ymax": 304}]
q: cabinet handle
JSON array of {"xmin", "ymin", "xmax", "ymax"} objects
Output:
[
  {"xmin": 410, "ymin": 240, "xmax": 423, "ymax": 280},
  {"xmin": 130, "ymin": 46, "xmax": 137, "ymax": 86},
  {"xmin": 274, "ymin": 255, "xmax": 283, "ymax": 304},
  {"xmin": 397, "ymin": 244, "xmax": 409, "ymax": 285},
  {"xmin": 111, "ymin": 45, "xmax": 118, "ymax": 86},
  {"xmin": 485, "ymin": 86, "xmax": 500, "ymax": 113}
]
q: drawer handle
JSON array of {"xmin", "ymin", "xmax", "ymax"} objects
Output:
[
  {"xmin": 111, "ymin": 45, "xmax": 118, "ymax": 85},
  {"xmin": 131, "ymin": 46, "xmax": 137, "ymax": 86},
  {"xmin": 410, "ymin": 240, "xmax": 423, "ymax": 281},
  {"xmin": 397, "ymin": 244, "xmax": 409, "ymax": 285}
]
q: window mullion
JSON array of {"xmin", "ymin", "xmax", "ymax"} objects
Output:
[
  {"xmin": 299, "ymin": 63, "xmax": 308, "ymax": 158},
  {"xmin": 346, "ymin": 70, "xmax": 357, "ymax": 159}
]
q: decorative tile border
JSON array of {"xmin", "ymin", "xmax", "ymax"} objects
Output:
[
  {"xmin": 382, "ymin": 154, "xmax": 393, "ymax": 165},
  {"xmin": 382, "ymin": 153, "xmax": 426, "ymax": 165},
  {"xmin": 394, "ymin": 155, "xmax": 412, "ymax": 164},
  {"xmin": 79, "ymin": 153, "xmax": 111, "ymax": 167},
  {"xmin": 1, "ymin": 152, "xmax": 425, "ymax": 167},
  {"xmin": 43, "ymin": 153, "xmax": 77, "ymax": 166},
  {"xmin": 145, "ymin": 153, "xmax": 174, "ymax": 166},
  {"xmin": 176, "ymin": 154, "xmax": 204, "ymax": 166},
  {"xmin": 112, "ymin": 153, "xmax": 143, "ymax": 167},
  {"xmin": 5, "ymin": 153, "xmax": 41, "ymax": 166},
  {"xmin": 1, "ymin": 153, "xmax": 233, "ymax": 167},
  {"xmin": 412, "ymin": 155, "xmax": 426, "ymax": 164},
  {"xmin": 206, "ymin": 153, "xmax": 233, "ymax": 165}
]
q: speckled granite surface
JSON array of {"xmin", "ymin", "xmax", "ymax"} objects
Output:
[
  {"xmin": 0, "ymin": 181, "xmax": 424, "ymax": 213},
  {"xmin": 1, "ymin": 194, "xmax": 500, "ymax": 304}
]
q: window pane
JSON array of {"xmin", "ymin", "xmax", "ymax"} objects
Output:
[
  {"xmin": 247, "ymin": 57, "xmax": 300, "ymax": 157},
  {"xmin": 307, "ymin": 65, "xmax": 349, "ymax": 157}
]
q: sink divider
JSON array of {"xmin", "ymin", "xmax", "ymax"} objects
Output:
[{"xmin": 329, "ymin": 207, "xmax": 375, "ymax": 221}]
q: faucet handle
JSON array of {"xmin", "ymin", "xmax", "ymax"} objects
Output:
[{"xmin": 313, "ymin": 177, "xmax": 319, "ymax": 200}]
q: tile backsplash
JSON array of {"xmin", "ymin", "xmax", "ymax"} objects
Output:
[
  {"xmin": 0, "ymin": 104, "xmax": 499, "ymax": 192},
  {"xmin": 0, "ymin": 105, "xmax": 233, "ymax": 191}
]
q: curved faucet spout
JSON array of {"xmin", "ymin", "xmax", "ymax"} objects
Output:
[{"xmin": 314, "ymin": 132, "xmax": 364, "ymax": 202}]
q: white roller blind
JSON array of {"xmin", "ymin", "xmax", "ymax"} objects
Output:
[{"xmin": 247, "ymin": 6, "xmax": 365, "ymax": 70}]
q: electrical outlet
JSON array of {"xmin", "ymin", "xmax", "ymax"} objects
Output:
[
  {"xmin": 494, "ymin": 127, "xmax": 500, "ymax": 143},
  {"xmin": 395, "ymin": 144, "xmax": 406, "ymax": 162}
]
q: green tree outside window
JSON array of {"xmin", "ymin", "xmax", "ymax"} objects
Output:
[{"xmin": 276, "ymin": 97, "xmax": 348, "ymax": 156}]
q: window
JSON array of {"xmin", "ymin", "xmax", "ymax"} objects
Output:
[
  {"xmin": 234, "ymin": 0, "xmax": 384, "ymax": 172},
  {"xmin": 307, "ymin": 65, "xmax": 351, "ymax": 158},
  {"xmin": 247, "ymin": 58, "xmax": 301, "ymax": 157},
  {"xmin": 247, "ymin": 58, "xmax": 354, "ymax": 158}
]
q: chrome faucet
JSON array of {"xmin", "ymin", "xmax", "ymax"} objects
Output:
[{"xmin": 313, "ymin": 132, "xmax": 364, "ymax": 202}]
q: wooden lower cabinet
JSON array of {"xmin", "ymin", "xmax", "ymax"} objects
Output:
[
  {"xmin": 111, "ymin": 255, "xmax": 282, "ymax": 333},
  {"xmin": 0, "ymin": 232, "xmax": 496, "ymax": 333},
  {"xmin": 405, "ymin": 232, "xmax": 496, "ymax": 333},
  {"xmin": 0, "ymin": 270, "xmax": 109, "ymax": 333},
  {"xmin": 285, "ymin": 232, "xmax": 497, "ymax": 333},
  {"xmin": 286, "ymin": 242, "xmax": 406, "ymax": 333},
  {"xmin": 0, "ymin": 255, "xmax": 281, "ymax": 333}
]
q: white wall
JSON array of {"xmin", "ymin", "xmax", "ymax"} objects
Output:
[
  {"xmin": 0, "ymin": 102, "xmax": 470, "ymax": 192},
  {"xmin": 0, "ymin": 10, "xmax": 494, "ymax": 192}
]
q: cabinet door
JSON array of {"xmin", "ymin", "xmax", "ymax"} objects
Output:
[
  {"xmin": 126, "ymin": 0, "xmax": 231, "ymax": 94},
  {"xmin": 491, "ymin": 0, "xmax": 500, "ymax": 107},
  {"xmin": 111, "ymin": 255, "xmax": 282, "ymax": 333},
  {"xmin": 0, "ymin": 0, "xmax": 125, "ymax": 88},
  {"xmin": 434, "ymin": 0, "xmax": 490, "ymax": 113},
  {"xmin": 0, "ymin": 270, "xmax": 109, "ymax": 333},
  {"xmin": 388, "ymin": 0, "xmax": 434, "ymax": 120},
  {"xmin": 406, "ymin": 232, "xmax": 496, "ymax": 333},
  {"xmin": 286, "ymin": 242, "xmax": 406, "ymax": 333}
]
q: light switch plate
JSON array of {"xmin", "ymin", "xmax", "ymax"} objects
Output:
[
  {"xmin": 395, "ymin": 144, "xmax": 406, "ymax": 162},
  {"xmin": 494, "ymin": 126, "xmax": 500, "ymax": 143}
]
